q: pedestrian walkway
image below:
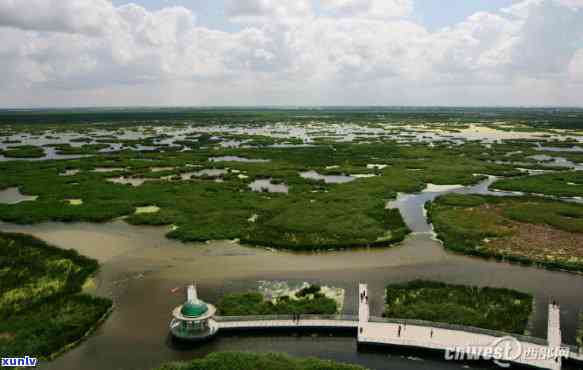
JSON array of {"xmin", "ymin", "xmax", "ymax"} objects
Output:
[
  {"xmin": 357, "ymin": 285, "xmax": 562, "ymax": 370},
  {"xmin": 216, "ymin": 318, "xmax": 358, "ymax": 330},
  {"xmin": 184, "ymin": 283, "xmax": 576, "ymax": 370}
]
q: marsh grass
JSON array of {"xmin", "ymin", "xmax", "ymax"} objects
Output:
[
  {"xmin": 0, "ymin": 295, "xmax": 112, "ymax": 359},
  {"xmin": 0, "ymin": 232, "xmax": 99, "ymax": 317},
  {"xmin": 217, "ymin": 285, "xmax": 338, "ymax": 315},
  {"xmin": 384, "ymin": 280, "xmax": 532, "ymax": 334},
  {"xmin": 429, "ymin": 194, "xmax": 583, "ymax": 272},
  {"xmin": 0, "ymin": 232, "xmax": 112, "ymax": 360},
  {"xmin": 0, "ymin": 128, "xmax": 541, "ymax": 251},
  {"xmin": 1, "ymin": 145, "xmax": 45, "ymax": 158},
  {"xmin": 494, "ymin": 171, "xmax": 583, "ymax": 198}
]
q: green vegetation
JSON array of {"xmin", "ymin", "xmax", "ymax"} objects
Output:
[
  {"xmin": 154, "ymin": 352, "xmax": 366, "ymax": 370},
  {"xmin": 384, "ymin": 280, "xmax": 533, "ymax": 334},
  {"xmin": 48, "ymin": 143, "xmax": 110, "ymax": 155},
  {"xmin": 0, "ymin": 232, "xmax": 99, "ymax": 316},
  {"xmin": 1, "ymin": 145, "xmax": 45, "ymax": 158},
  {"xmin": 429, "ymin": 193, "xmax": 583, "ymax": 272},
  {"xmin": 217, "ymin": 285, "xmax": 338, "ymax": 315},
  {"xmin": 494, "ymin": 171, "xmax": 583, "ymax": 198},
  {"xmin": 0, "ymin": 232, "xmax": 112, "ymax": 359},
  {"xmin": 0, "ymin": 295, "xmax": 112, "ymax": 360},
  {"xmin": 0, "ymin": 137, "xmax": 524, "ymax": 250},
  {"xmin": 1, "ymin": 110, "xmax": 582, "ymax": 253},
  {"xmin": 0, "ymin": 107, "xmax": 581, "ymax": 129}
]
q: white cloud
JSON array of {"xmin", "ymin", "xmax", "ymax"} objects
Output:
[
  {"xmin": 569, "ymin": 49, "xmax": 583, "ymax": 81},
  {"xmin": 0, "ymin": 0, "xmax": 581, "ymax": 106},
  {"xmin": 321, "ymin": 0, "xmax": 414, "ymax": 19},
  {"xmin": 555, "ymin": 0, "xmax": 583, "ymax": 9},
  {"xmin": 225, "ymin": 0, "xmax": 312, "ymax": 23},
  {"xmin": 0, "ymin": 0, "xmax": 118, "ymax": 35}
]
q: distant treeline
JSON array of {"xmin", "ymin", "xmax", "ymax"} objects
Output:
[{"xmin": 0, "ymin": 107, "xmax": 582, "ymax": 128}]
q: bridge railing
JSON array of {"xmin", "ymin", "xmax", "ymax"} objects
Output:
[
  {"xmin": 214, "ymin": 314, "xmax": 359, "ymax": 322},
  {"xmin": 368, "ymin": 316, "xmax": 548, "ymax": 346},
  {"xmin": 566, "ymin": 344, "xmax": 583, "ymax": 357}
]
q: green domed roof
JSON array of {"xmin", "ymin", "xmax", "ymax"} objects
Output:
[{"xmin": 181, "ymin": 301, "xmax": 209, "ymax": 318}]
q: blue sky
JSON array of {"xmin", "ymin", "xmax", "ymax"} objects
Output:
[{"xmin": 413, "ymin": 0, "xmax": 514, "ymax": 30}]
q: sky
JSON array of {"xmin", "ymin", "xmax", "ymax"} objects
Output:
[{"xmin": 0, "ymin": 0, "xmax": 582, "ymax": 108}]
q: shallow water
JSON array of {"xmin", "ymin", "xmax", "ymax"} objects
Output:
[
  {"xmin": 300, "ymin": 170, "xmax": 355, "ymax": 184},
  {"xmin": 92, "ymin": 167, "xmax": 126, "ymax": 172},
  {"xmin": 0, "ymin": 146, "xmax": 87, "ymax": 162},
  {"xmin": 107, "ymin": 177, "xmax": 147, "ymax": 186},
  {"xmin": 192, "ymin": 169, "xmax": 228, "ymax": 178},
  {"xmin": 248, "ymin": 179, "xmax": 289, "ymax": 193},
  {"xmin": 0, "ymin": 187, "xmax": 38, "ymax": 204},
  {"xmin": 209, "ymin": 156, "xmax": 269, "ymax": 163}
]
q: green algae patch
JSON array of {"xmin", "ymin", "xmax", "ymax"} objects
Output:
[
  {"xmin": 135, "ymin": 205, "xmax": 160, "ymax": 214},
  {"xmin": 65, "ymin": 198, "xmax": 83, "ymax": 205}
]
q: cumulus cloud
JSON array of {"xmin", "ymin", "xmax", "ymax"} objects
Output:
[
  {"xmin": 225, "ymin": 0, "xmax": 312, "ymax": 23},
  {"xmin": 0, "ymin": 0, "xmax": 581, "ymax": 106},
  {"xmin": 569, "ymin": 49, "xmax": 583, "ymax": 81},
  {"xmin": 0, "ymin": 0, "xmax": 118, "ymax": 34},
  {"xmin": 555, "ymin": 0, "xmax": 583, "ymax": 9},
  {"xmin": 320, "ymin": 0, "xmax": 414, "ymax": 19}
]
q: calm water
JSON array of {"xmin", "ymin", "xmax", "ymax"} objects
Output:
[
  {"xmin": 248, "ymin": 179, "xmax": 289, "ymax": 193},
  {"xmin": 300, "ymin": 170, "xmax": 355, "ymax": 184},
  {"xmin": 0, "ymin": 187, "xmax": 38, "ymax": 204}
]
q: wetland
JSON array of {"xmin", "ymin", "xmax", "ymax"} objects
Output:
[{"xmin": 1, "ymin": 108, "xmax": 583, "ymax": 370}]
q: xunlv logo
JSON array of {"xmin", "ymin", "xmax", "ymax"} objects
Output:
[{"xmin": 1, "ymin": 356, "xmax": 38, "ymax": 367}]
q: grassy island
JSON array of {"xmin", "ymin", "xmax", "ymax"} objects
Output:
[
  {"xmin": 217, "ymin": 285, "xmax": 338, "ymax": 315},
  {"xmin": 384, "ymin": 280, "xmax": 533, "ymax": 334},
  {"xmin": 154, "ymin": 352, "xmax": 366, "ymax": 370},
  {"xmin": 1, "ymin": 145, "xmax": 45, "ymax": 158},
  {"xmin": 493, "ymin": 171, "xmax": 583, "ymax": 198},
  {"xmin": 0, "ymin": 232, "xmax": 112, "ymax": 360},
  {"xmin": 429, "ymin": 193, "xmax": 583, "ymax": 272}
]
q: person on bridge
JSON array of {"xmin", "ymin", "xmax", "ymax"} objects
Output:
[{"xmin": 398, "ymin": 325, "xmax": 402, "ymax": 337}]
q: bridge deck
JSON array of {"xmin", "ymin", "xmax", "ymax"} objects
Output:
[
  {"xmin": 359, "ymin": 321, "xmax": 559, "ymax": 370},
  {"xmin": 217, "ymin": 319, "xmax": 358, "ymax": 330},
  {"xmin": 569, "ymin": 351, "xmax": 583, "ymax": 362}
]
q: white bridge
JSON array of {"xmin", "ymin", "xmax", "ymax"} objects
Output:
[{"xmin": 207, "ymin": 284, "xmax": 580, "ymax": 370}]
